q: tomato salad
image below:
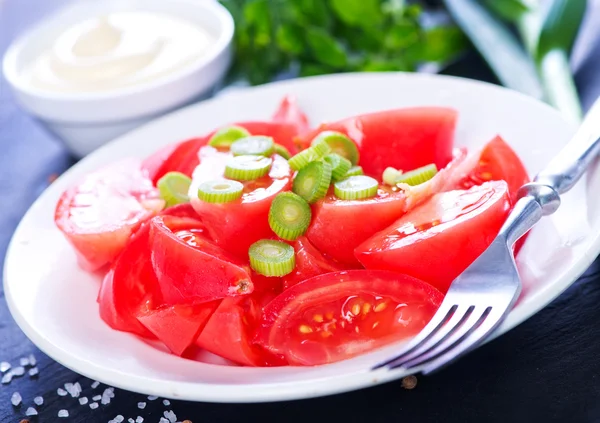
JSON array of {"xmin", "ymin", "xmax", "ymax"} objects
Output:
[{"xmin": 55, "ymin": 95, "xmax": 529, "ymax": 366}]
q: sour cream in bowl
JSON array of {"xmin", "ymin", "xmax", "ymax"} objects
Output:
[{"xmin": 3, "ymin": 0, "xmax": 234, "ymax": 157}]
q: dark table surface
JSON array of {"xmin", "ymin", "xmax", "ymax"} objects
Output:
[{"xmin": 3, "ymin": 1, "xmax": 600, "ymax": 422}]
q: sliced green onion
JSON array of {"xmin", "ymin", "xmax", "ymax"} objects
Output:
[
  {"xmin": 311, "ymin": 131, "xmax": 360, "ymax": 165},
  {"xmin": 268, "ymin": 192, "xmax": 311, "ymax": 241},
  {"xmin": 230, "ymin": 136, "xmax": 274, "ymax": 157},
  {"xmin": 334, "ymin": 176, "xmax": 378, "ymax": 200},
  {"xmin": 293, "ymin": 160, "xmax": 332, "ymax": 203},
  {"xmin": 274, "ymin": 143, "xmax": 291, "ymax": 159},
  {"xmin": 157, "ymin": 172, "xmax": 192, "ymax": 207},
  {"xmin": 382, "ymin": 167, "xmax": 403, "ymax": 186},
  {"xmin": 324, "ymin": 153, "xmax": 352, "ymax": 181},
  {"xmin": 395, "ymin": 164, "xmax": 438, "ymax": 186},
  {"xmin": 288, "ymin": 143, "xmax": 331, "ymax": 171},
  {"xmin": 224, "ymin": 155, "xmax": 272, "ymax": 181},
  {"xmin": 208, "ymin": 126, "xmax": 251, "ymax": 148},
  {"xmin": 249, "ymin": 240, "xmax": 295, "ymax": 276},
  {"xmin": 198, "ymin": 179, "xmax": 244, "ymax": 203},
  {"xmin": 343, "ymin": 166, "xmax": 364, "ymax": 177}
]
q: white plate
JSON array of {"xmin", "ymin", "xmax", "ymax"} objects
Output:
[{"xmin": 5, "ymin": 73, "xmax": 597, "ymax": 403}]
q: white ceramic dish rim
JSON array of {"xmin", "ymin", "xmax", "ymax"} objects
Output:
[
  {"xmin": 2, "ymin": 0, "xmax": 234, "ymax": 102},
  {"xmin": 5, "ymin": 72, "xmax": 595, "ymax": 403}
]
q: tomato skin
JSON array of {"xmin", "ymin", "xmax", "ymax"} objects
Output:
[
  {"xmin": 356, "ymin": 181, "xmax": 511, "ymax": 293},
  {"xmin": 55, "ymin": 159, "xmax": 163, "ymax": 272},
  {"xmin": 306, "ymin": 187, "xmax": 408, "ymax": 266},
  {"xmin": 190, "ymin": 154, "xmax": 293, "ymax": 258},
  {"xmin": 297, "ymin": 107, "xmax": 457, "ymax": 178},
  {"xmin": 272, "ymin": 95, "xmax": 311, "ymax": 135},
  {"xmin": 150, "ymin": 215, "xmax": 254, "ymax": 304},
  {"xmin": 282, "ymin": 237, "xmax": 346, "ymax": 290},
  {"xmin": 98, "ymin": 223, "xmax": 159, "ymax": 338},
  {"xmin": 456, "ymin": 135, "xmax": 529, "ymax": 203},
  {"xmin": 256, "ymin": 270, "xmax": 443, "ymax": 365},
  {"xmin": 141, "ymin": 142, "xmax": 182, "ymax": 184},
  {"xmin": 137, "ymin": 300, "xmax": 221, "ymax": 356}
]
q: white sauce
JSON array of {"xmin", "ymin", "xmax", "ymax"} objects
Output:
[{"xmin": 26, "ymin": 12, "xmax": 215, "ymax": 93}]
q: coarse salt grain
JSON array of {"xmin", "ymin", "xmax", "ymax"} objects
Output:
[
  {"xmin": 93, "ymin": 395, "xmax": 102, "ymax": 401},
  {"xmin": 1, "ymin": 373, "xmax": 12, "ymax": 384},
  {"xmin": 58, "ymin": 409, "xmax": 69, "ymax": 418},
  {"xmin": 159, "ymin": 418, "xmax": 169, "ymax": 423},
  {"xmin": 0, "ymin": 361, "xmax": 11, "ymax": 372},
  {"xmin": 137, "ymin": 402, "xmax": 146, "ymax": 409},
  {"xmin": 114, "ymin": 415, "xmax": 124, "ymax": 423},
  {"xmin": 163, "ymin": 399, "xmax": 171, "ymax": 406},
  {"xmin": 28, "ymin": 368, "xmax": 39, "ymax": 377},
  {"xmin": 12, "ymin": 366, "xmax": 25, "ymax": 376},
  {"xmin": 57, "ymin": 388, "xmax": 68, "ymax": 396},
  {"xmin": 34, "ymin": 396, "xmax": 44, "ymax": 406},
  {"xmin": 91, "ymin": 380, "xmax": 100, "ymax": 389},
  {"xmin": 11, "ymin": 392, "xmax": 22, "ymax": 406},
  {"xmin": 25, "ymin": 407, "xmax": 38, "ymax": 416},
  {"xmin": 90, "ymin": 402, "xmax": 99, "ymax": 409},
  {"xmin": 164, "ymin": 410, "xmax": 177, "ymax": 422},
  {"xmin": 19, "ymin": 357, "xmax": 29, "ymax": 367},
  {"xmin": 128, "ymin": 419, "xmax": 135, "ymax": 423},
  {"xmin": 79, "ymin": 397, "xmax": 89, "ymax": 405},
  {"xmin": 28, "ymin": 354, "xmax": 36, "ymax": 366},
  {"xmin": 136, "ymin": 417, "xmax": 144, "ymax": 423},
  {"xmin": 147, "ymin": 395, "xmax": 158, "ymax": 401}
]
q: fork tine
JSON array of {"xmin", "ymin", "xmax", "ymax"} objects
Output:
[
  {"xmin": 396, "ymin": 305, "xmax": 491, "ymax": 370},
  {"xmin": 372, "ymin": 302, "xmax": 456, "ymax": 370},
  {"xmin": 418, "ymin": 307, "xmax": 505, "ymax": 374},
  {"xmin": 383, "ymin": 304, "xmax": 474, "ymax": 368}
]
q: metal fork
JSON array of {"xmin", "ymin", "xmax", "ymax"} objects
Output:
[{"xmin": 375, "ymin": 98, "xmax": 600, "ymax": 374}]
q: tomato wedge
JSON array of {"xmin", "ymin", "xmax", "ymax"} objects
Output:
[
  {"xmin": 190, "ymin": 152, "xmax": 293, "ymax": 258},
  {"xmin": 283, "ymin": 236, "xmax": 346, "ymax": 290},
  {"xmin": 98, "ymin": 204, "xmax": 204, "ymax": 337},
  {"xmin": 296, "ymin": 107, "xmax": 457, "ymax": 178},
  {"xmin": 257, "ymin": 270, "xmax": 443, "ymax": 365},
  {"xmin": 55, "ymin": 159, "xmax": 163, "ymax": 271},
  {"xmin": 272, "ymin": 95, "xmax": 311, "ymax": 135},
  {"xmin": 137, "ymin": 300, "xmax": 221, "ymax": 356},
  {"xmin": 150, "ymin": 215, "xmax": 253, "ymax": 304},
  {"xmin": 306, "ymin": 187, "xmax": 408, "ymax": 266},
  {"xmin": 456, "ymin": 135, "xmax": 529, "ymax": 203},
  {"xmin": 356, "ymin": 181, "xmax": 511, "ymax": 293}
]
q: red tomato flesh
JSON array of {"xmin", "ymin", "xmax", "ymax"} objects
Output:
[
  {"xmin": 456, "ymin": 135, "xmax": 529, "ymax": 203},
  {"xmin": 356, "ymin": 181, "xmax": 511, "ymax": 293},
  {"xmin": 257, "ymin": 270, "xmax": 443, "ymax": 365},
  {"xmin": 98, "ymin": 205, "xmax": 205, "ymax": 338},
  {"xmin": 190, "ymin": 149, "xmax": 293, "ymax": 258},
  {"xmin": 150, "ymin": 214, "xmax": 254, "ymax": 304},
  {"xmin": 296, "ymin": 107, "xmax": 457, "ymax": 178},
  {"xmin": 55, "ymin": 159, "xmax": 163, "ymax": 271},
  {"xmin": 137, "ymin": 300, "xmax": 221, "ymax": 356},
  {"xmin": 272, "ymin": 94, "xmax": 311, "ymax": 135},
  {"xmin": 283, "ymin": 237, "xmax": 347, "ymax": 290}
]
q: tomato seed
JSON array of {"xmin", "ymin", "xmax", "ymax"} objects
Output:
[
  {"xmin": 363, "ymin": 303, "xmax": 371, "ymax": 314},
  {"xmin": 313, "ymin": 314, "xmax": 323, "ymax": 323},
  {"xmin": 351, "ymin": 303, "xmax": 361, "ymax": 316},
  {"xmin": 299, "ymin": 325, "xmax": 313, "ymax": 334},
  {"xmin": 374, "ymin": 302, "xmax": 387, "ymax": 312}
]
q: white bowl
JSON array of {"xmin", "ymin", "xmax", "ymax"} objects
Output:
[
  {"xmin": 6, "ymin": 73, "xmax": 595, "ymax": 403},
  {"xmin": 2, "ymin": 0, "xmax": 234, "ymax": 157}
]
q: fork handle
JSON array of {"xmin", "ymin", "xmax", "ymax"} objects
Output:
[{"xmin": 534, "ymin": 97, "xmax": 600, "ymax": 195}]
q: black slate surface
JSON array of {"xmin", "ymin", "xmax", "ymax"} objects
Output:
[{"xmin": 2, "ymin": 1, "xmax": 600, "ymax": 422}]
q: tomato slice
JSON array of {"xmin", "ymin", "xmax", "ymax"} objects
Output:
[
  {"xmin": 137, "ymin": 300, "xmax": 221, "ymax": 356},
  {"xmin": 150, "ymin": 214, "xmax": 254, "ymax": 304},
  {"xmin": 55, "ymin": 159, "xmax": 163, "ymax": 271},
  {"xmin": 256, "ymin": 270, "xmax": 443, "ymax": 365},
  {"xmin": 272, "ymin": 95, "xmax": 311, "ymax": 135},
  {"xmin": 141, "ymin": 141, "xmax": 182, "ymax": 184},
  {"xmin": 98, "ymin": 205, "xmax": 204, "ymax": 337},
  {"xmin": 190, "ymin": 150, "xmax": 293, "ymax": 258},
  {"xmin": 282, "ymin": 237, "xmax": 346, "ymax": 290},
  {"xmin": 296, "ymin": 107, "xmax": 457, "ymax": 178},
  {"xmin": 355, "ymin": 181, "xmax": 511, "ymax": 293},
  {"xmin": 456, "ymin": 135, "xmax": 529, "ymax": 203},
  {"xmin": 306, "ymin": 187, "xmax": 408, "ymax": 266}
]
